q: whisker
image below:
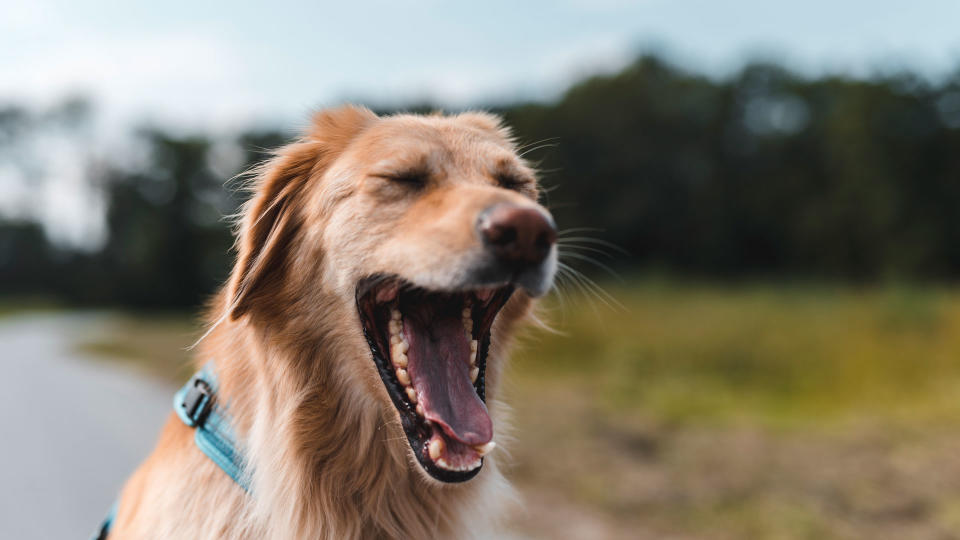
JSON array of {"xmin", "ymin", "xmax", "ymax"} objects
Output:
[
  {"xmin": 557, "ymin": 264, "xmax": 605, "ymax": 318},
  {"xmin": 548, "ymin": 275, "xmax": 569, "ymax": 314},
  {"xmin": 557, "ymin": 251, "xmax": 623, "ymax": 282},
  {"xmin": 527, "ymin": 309, "xmax": 566, "ymax": 336},
  {"xmin": 518, "ymin": 143, "xmax": 559, "ymax": 158},
  {"xmin": 578, "ymin": 278, "xmax": 625, "ymax": 313},
  {"xmin": 557, "ymin": 236, "xmax": 629, "ymax": 255},
  {"xmin": 515, "ymin": 136, "xmax": 560, "ymax": 153},
  {"xmin": 557, "ymin": 227, "xmax": 605, "ymax": 236},
  {"xmin": 551, "ymin": 272, "xmax": 584, "ymax": 327},
  {"xmin": 557, "ymin": 262, "xmax": 626, "ymax": 312},
  {"xmin": 557, "ymin": 243, "xmax": 615, "ymax": 259}
]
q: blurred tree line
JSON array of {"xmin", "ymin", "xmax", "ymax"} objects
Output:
[{"xmin": 2, "ymin": 55, "xmax": 960, "ymax": 308}]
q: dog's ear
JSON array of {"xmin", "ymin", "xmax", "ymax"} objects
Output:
[{"xmin": 227, "ymin": 105, "xmax": 377, "ymax": 320}]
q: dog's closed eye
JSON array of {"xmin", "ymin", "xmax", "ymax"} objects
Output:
[
  {"xmin": 373, "ymin": 169, "xmax": 429, "ymax": 188},
  {"xmin": 495, "ymin": 173, "xmax": 529, "ymax": 191}
]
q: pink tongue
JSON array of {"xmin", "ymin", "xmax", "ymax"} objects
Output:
[{"xmin": 403, "ymin": 313, "xmax": 492, "ymax": 446}]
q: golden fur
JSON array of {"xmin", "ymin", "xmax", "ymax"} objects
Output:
[{"xmin": 110, "ymin": 106, "xmax": 552, "ymax": 539}]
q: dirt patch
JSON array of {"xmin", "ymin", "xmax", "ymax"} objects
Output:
[{"xmin": 504, "ymin": 390, "xmax": 960, "ymax": 539}]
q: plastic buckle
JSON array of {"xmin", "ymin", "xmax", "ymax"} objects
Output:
[{"xmin": 181, "ymin": 376, "xmax": 213, "ymax": 426}]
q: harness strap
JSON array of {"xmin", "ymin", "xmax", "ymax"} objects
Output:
[
  {"xmin": 172, "ymin": 363, "xmax": 250, "ymax": 491},
  {"xmin": 90, "ymin": 502, "xmax": 115, "ymax": 540},
  {"xmin": 93, "ymin": 363, "xmax": 249, "ymax": 539}
]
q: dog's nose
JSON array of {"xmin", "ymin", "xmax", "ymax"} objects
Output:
[{"xmin": 479, "ymin": 204, "xmax": 557, "ymax": 267}]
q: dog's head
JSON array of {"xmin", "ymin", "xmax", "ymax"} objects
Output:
[{"xmin": 227, "ymin": 106, "xmax": 556, "ymax": 483}]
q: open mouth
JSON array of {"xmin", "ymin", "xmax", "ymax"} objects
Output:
[{"xmin": 356, "ymin": 276, "xmax": 513, "ymax": 483}]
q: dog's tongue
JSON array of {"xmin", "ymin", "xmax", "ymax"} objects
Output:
[{"xmin": 403, "ymin": 310, "xmax": 492, "ymax": 446}]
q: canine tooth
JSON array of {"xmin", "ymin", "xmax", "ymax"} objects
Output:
[
  {"xmin": 391, "ymin": 309, "xmax": 402, "ymax": 321},
  {"xmin": 392, "ymin": 350, "xmax": 408, "ymax": 368},
  {"xmin": 406, "ymin": 387, "xmax": 418, "ymax": 403},
  {"xmin": 429, "ymin": 438, "xmax": 445, "ymax": 460},
  {"xmin": 470, "ymin": 340, "xmax": 478, "ymax": 352},
  {"xmin": 470, "ymin": 366, "xmax": 479, "ymax": 383},
  {"xmin": 396, "ymin": 368, "xmax": 411, "ymax": 386},
  {"xmin": 474, "ymin": 441, "xmax": 496, "ymax": 456}
]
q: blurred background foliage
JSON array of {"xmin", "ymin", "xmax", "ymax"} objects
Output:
[{"xmin": 4, "ymin": 54, "xmax": 960, "ymax": 307}]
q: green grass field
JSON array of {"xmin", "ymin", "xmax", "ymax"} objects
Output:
[
  {"xmin": 74, "ymin": 280, "xmax": 960, "ymax": 539},
  {"xmin": 516, "ymin": 280, "xmax": 960, "ymax": 427}
]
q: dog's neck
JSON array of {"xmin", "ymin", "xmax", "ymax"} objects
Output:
[{"xmin": 196, "ymin": 291, "xmax": 512, "ymax": 539}]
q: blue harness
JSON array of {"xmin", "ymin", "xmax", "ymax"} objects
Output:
[{"xmin": 92, "ymin": 364, "xmax": 248, "ymax": 539}]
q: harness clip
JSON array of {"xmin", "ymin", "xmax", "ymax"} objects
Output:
[{"xmin": 181, "ymin": 376, "xmax": 213, "ymax": 426}]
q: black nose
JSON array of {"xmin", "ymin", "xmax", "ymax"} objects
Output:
[{"xmin": 478, "ymin": 204, "xmax": 557, "ymax": 268}]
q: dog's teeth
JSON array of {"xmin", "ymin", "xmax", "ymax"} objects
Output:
[
  {"xmin": 390, "ymin": 331, "xmax": 410, "ymax": 370},
  {"xmin": 462, "ymin": 308, "xmax": 471, "ymax": 318},
  {"xmin": 469, "ymin": 350, "xmax": 477, "ymax": 365},
  {"xmin": 392, "ymin": 349, "xmax": 408, "ymax": 368},
  {"xmin": 429, "ymin": 438, "xmax": 444, "ymax": 460},
  {"xmin": 470, "ymin": 339, "xmax": 478, "ymax": 352},
  {"xmin": 406, "ymin": 387, "xmax": 418, "ymax": 403},
  {"xmin": 434, "ymin": 454, "xmax": 481, "ymax": 472},
  {"xmin": 396, "ymin": 368, "xmax": 411, "ymax": 386},
  {"xmin": 388, "ymin": 320, "xmax": 400, "ymax": 335},
  {"xmin": 469, "ymin": 366, "xmax": 479, "ymax": 383},
  {"xmin": 474, "ymin": 441, "xmax": 496, "ymax": 456},
  {"xmin": 391, "ymin": 309, "xmax": 402, "ymax": 321},
  {"xmin": 416, "ymin": 403, "xmax": 425, "ymax": 416}
]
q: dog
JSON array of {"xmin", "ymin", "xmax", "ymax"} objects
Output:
[{"xmin": 107, "ymin": 106, "xmax": 558, "ymax": 539}]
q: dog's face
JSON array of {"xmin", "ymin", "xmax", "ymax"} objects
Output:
[{"xmin": 228, "ymin": 106, "xmax": 557, "ymax": 483}]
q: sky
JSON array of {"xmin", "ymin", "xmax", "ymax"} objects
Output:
[
  {"xmin": 3, "ymin": 0, "xmax": 960, "ymax": 247},
  {"xmin": 4, "ymin": 0, "xmax": 960, "ymax": 133}
]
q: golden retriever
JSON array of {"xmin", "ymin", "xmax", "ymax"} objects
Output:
[{"xmin": 108, "ymin": 105, "xmax": 557, "ymax": 539}]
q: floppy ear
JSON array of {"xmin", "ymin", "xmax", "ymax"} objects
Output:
[{"xmin": 227, "ymin": 105, "xmax": 378, "ymax": 320}]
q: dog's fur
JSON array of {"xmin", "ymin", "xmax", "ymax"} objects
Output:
[{"xmin": 109, "ymin": 106, "xmax": 552, "ymax": 539}]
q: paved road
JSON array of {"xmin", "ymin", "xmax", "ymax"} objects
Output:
[{"xmin": 0, "ymin": 313, "xmax": 173, "ymax": 539}]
